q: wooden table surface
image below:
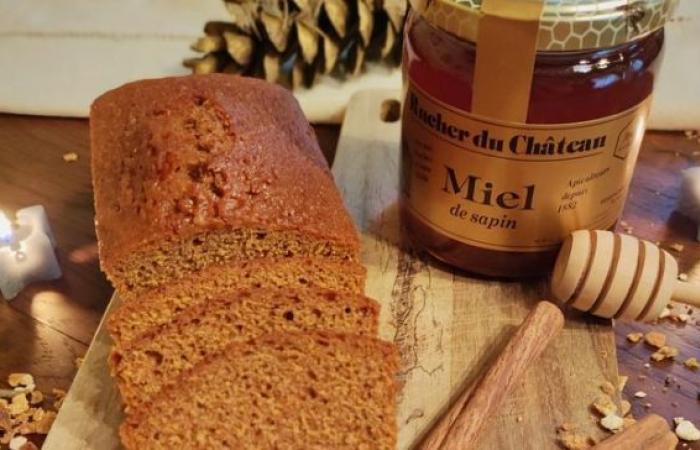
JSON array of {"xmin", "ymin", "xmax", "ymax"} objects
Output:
[{"xmin": 0, "ymin": 113, "xmax": 699, "ymax": 449}]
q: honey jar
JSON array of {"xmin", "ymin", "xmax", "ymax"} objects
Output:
[{"xmin": 400, "ymin": 0, "xmax": 673, "ymax": 277}]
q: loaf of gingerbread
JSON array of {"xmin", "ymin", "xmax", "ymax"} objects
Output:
[{"xmin": 90, "ymin": 75, "xmax": 361, "ymax": 293}]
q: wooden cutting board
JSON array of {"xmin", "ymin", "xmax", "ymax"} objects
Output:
[{"xmin": 43, "ymin": 89, "xmax": 619, "ymax": 450}]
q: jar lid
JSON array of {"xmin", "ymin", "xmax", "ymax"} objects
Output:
[{"xmin": 416, "ymin": 0, "xmax": 676, "ymax": 51}]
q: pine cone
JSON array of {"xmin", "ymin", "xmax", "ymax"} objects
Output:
[{"xmin": 184, "ymin": 0, "xmax": 407, "ymax": 88}]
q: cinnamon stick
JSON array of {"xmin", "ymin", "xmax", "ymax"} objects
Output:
[
  {"xmin": 419, "ymin": 301, "xmax": 565, "ymax": 450},
  {"xmin": 592, "ymin": 414, "xmax": 677, "ymax": 450}
]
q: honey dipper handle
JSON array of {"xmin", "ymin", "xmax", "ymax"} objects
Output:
[
  {"xmin": 419, "ymin": 301, "xmax": 565, "ymax": 450},
  {"xmin": 672, "ymin": 281, "xmax": 700, "ymax": 308}
]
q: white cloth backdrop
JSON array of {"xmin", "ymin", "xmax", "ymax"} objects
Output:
[{"xmin": 0, "ymin": 0, "xmax": 697, "ymax": 128}]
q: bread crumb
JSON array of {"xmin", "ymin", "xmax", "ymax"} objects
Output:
[
  {"xmin": 675, "ymin": 418, "xmax": 700, "ymax": 441},
  {"xmin": 516, "ymin": 416, "xmax": 523, "ymax": 423},
  {"xmin": 558, "ymin": 428, "xmax": 590, "ymax": 450},
  {"xmin": 620, "ymin": 400, "xmax": 631, "ymax": 416},
  {"xmin": 626, "ymin": 332, "xmax": 643, "ymax": 343},
  {"xmin": 679, "ymin": 273, "xmax": 689, "ymax": 281},
  {"xmin": 31, "ymin": 408, "xmax": 44, "ymax": 423},
  {"xmin": 62, "ymin": 152, "xmax": 79, "ymax": 162},
  {"xmin": 634, "ymin": 391, "xmax": 647, "ymax": 398},
  {"xmin": 644, "ymin": 331, "xmax": 666, "ymax": 348},
  {"xmin": 651, "ymin": 345, "xmax": 679, "ymax": 361},
  {"xmin": 592, "ymin": 395, "xmax": 617, "ymax": 416},
  {"xmin": 643, "ymin": 363, "xmax": 651, "ymax": 369},
  {"xmin": 685, "ymin": 357, "xmax": 699, "ymax": 370},
  {"xmin": 659, "ymin": 307, "xmax": 672, "ymax": 319},
  {"xmin": 600, "ymin": 381, "xmax": 616, "ymax": 396},
  {"xmin": 600, "ymin": 414, "xmax": 624, "ymax": 432}
]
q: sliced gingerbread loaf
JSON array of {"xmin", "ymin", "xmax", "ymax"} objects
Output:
[
  {"xmin": 107, "ymin": 257, "xmax": 366, "ymax": 347},
  {"xmin": 90, "ymin": 74, "xmax": 360, "ymax": 293},
  {"xmin": 120, "ymin": 332, "xmax": 398, "ymax": 450},
  {"xmin": 110, "ymin": 287, "xmax": 380, "ymax": 411}
]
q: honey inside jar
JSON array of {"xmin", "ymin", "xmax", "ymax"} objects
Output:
[{"xmin": 400, "ymin": 0, "xmax": 669, "ymax": 278}]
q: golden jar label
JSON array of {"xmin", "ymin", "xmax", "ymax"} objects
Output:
[{"xmin": 401, "ymin": 82, "xmax": 651, "ymax": 252}]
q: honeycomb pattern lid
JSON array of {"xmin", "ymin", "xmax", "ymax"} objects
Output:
[{"xmin": 416, "ymin": 0, "xmax": 676, "ymax": 51}]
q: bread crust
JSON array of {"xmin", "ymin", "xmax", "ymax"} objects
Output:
[{"xmin": 90, "ymin": 75, "xmax": 360, "ymax": 284}]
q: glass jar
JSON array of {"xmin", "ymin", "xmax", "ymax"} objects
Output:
[{"xmin": 400, "ymin": 0, "xmax": 671, "ymax": 278}]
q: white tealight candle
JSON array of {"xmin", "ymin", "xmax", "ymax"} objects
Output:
[{"xmin": 0, "ymin": 205, "xmax": 62, "ymax": 299}]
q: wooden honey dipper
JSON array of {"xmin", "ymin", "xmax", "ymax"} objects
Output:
[{"xmin": 551, "ymin": 230, "xmax": 700, "ymax": 321}]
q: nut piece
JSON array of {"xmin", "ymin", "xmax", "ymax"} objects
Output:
[
  {"xmin": 685, "ymin": 358, "xmax": 700, "ymax": 370},
  {"xmin": 644, "ymin": 331, "xmax": 666, "ymax": 349},
  {"xmin": 7, "ymin": 374, "xmax": 34, "ymax": 390},
  {"xmin": 592, "ymin": 395, "xmax": 617, "ymax": 416},
  {"xmin": 62, "ymin": 152, "xmax": 79, "ymax": 162},
  {"xmin": 8, "ymin": 394, "xmax": 29, "ymax": 416},
  {"xmin": 678, "ymin": 313, "xmax": 690, "ymax": 322},
  {"xmin": 675, "ymin": 418, "xmax": 700, "ymax": 441},
  {"xmin": 626, "ymin": 332, "xmax": 643, "ymax": 343},
  {"xmin": 650, "ymin": 345, "xmax": 679, "ymax": 362},
  {"xmin": 557, "ymin": 425, "xmax": 591, "ymax": 450},
  {"xmin": 8, "ymin": 436, "xmax": 27, "ymax": 450},
  {"xmin": 669, "ymin": 243, "xmax": 685, "ymax": 253},
  {"xmin": 600, "ymin": 414, "xmax": 624, "ymax": 432}
]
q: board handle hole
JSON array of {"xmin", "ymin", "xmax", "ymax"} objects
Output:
[{"xmin": 380, "ymin": 99, "xmax": 401, "ymax": 123}]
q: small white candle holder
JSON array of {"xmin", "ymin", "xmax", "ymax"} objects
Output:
[{"xmin": 0, "ymin": 205, "xmax": 62, "ymax": 299}]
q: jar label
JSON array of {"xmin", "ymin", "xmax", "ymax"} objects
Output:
[{"xmin": 401, "ymin": 81, "xmax": 651, "ymax": 252}]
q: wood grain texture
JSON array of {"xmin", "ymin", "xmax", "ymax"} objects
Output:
[
  {"xmin": 615, "ymin": 131, "xmax": 700, "ymax": 450},
  {"xmin": 421, "ymin": 302, "xmax": 564, "ymax": 450},
  {"xmin": 42, "ymin": 296, "xmax": 122, "ymax": 450},
  {"xmin": 332, "ymin": 90, "xmax": 620, "ymax": 449},
  {"xmin": 0, "ymin": 115, "xmax": 112, "ymax": 346}
]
